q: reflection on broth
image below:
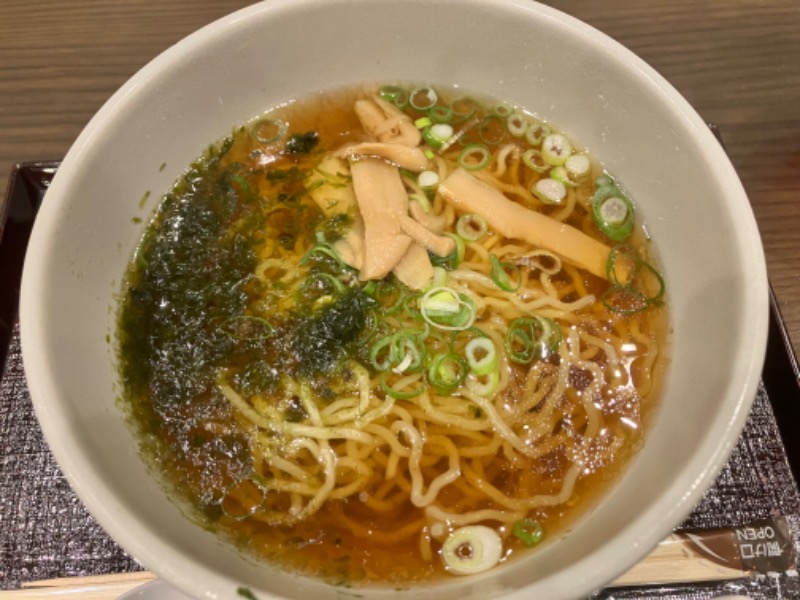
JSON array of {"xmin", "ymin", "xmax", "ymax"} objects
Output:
[{"xmin": 117, "ymin": 84, "xmax": 668, "ymax": 585}]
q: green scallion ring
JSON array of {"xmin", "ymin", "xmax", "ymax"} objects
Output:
[
  {"xmin": 521, "ymin": 149, "xmax": 549, "ymax": 173},
  {"xmin": 428, "ymin": 233, "xmax": 466, "ymax": 271},
  {"xmin": 369, "ymin": 335, "xmax": 396, "ymax": 371},
  {"xmin": 379, "ymin": 85, "xmax": 409, "ymax": 108},
  {"xmin": 456, "ymin": 213, "xmax": 489, "ymax": 241},
  {"xmin": 450, "ymin": 96, "xmax": 481, "ymax": 121},
  {"xmin": 504, "ymin": 316, "xmax": 561, "ymax": 363},
  {"xmin": 532, "ymin": 178, "xmax": 568, "ymax": 205},
  {"xmin": 298, "ymin": 241, "xmax": 347, "ymax": 268},
  {"xmin": 420, "ymin": 286, "xmax": 476, "ymax": 331},
  {"xmin": 478, "ymin": 114, "xmax": 507, "ymax": 145},
  {"xmin": 549, "ymin": 166, "xmax": 575, "ymax": 188},
  {"xmin": 458, "ymin": 144, "xmax": 491, "ymax": 171},
  {"xmin": 605, "ymin": 245, "xmax": 666, "ymax": 305},
  {"xmin": 595, "ymin": 173, "xmax": 615, "ymax": 188},
  {"xmin": 505, "ymin": 319, "xmax": 536, "ymax": 364},
  {"xmin": 250, "ymin": 118, "xmax": 287, "ymax": 144},
  {"xmin": 410, "ymin": 86, "xmax": 438, "ymax": 111},
  {"xmin": 512, "ymin": 519, "xmax": 544, "ymax": 547},
  {"xmin": 465, "ymin": 337, "xmax": 498, "ymax": 376},
  {"xmin": 391, "ymin": 332, "xmax": 426, "ymax": 374},
  {"xmin": 492, "ymin": 102, "xmax": 514, "ymax": 118},
  {"xmin": 422, "ymin": 123, "xmax": 454, "ymax": 149},
  {"xmin": 541, "ymin": 133, "xmax": 574, "ymax": 166},
  {"xmin": 220, "ymin": 315, "xmax": 274, "ymax": 343},
  {"xmin": 601, "ymin": 284, "xmax": 650, "ymax": 316},
  {"xmin": 294, "ymin": 272, "xmax": 345, "ymax": 308},
  {"xmin": 489, "ymin": 254, "xmax": 522, "ymax": 292},
  {"xmin": 591, "ymin": 185, "xmax": 634, "ymax": 241},
  {"xmin": 565, "ymin": 154, "xmax": 592, "ymax": 182},
  {"xmin": 428, "ymin": 352, "xmax": 468, "ymax": 395},
  {"xmin": 524, "ymin": 120, "xmax": 551, "ymax": 147},
  {"xmin": 429, "ymin": 105, "xmax": 454, "ymax": 123},
  {"xmin": 507, "ymin": 113, "xmax": 529, "ymax": 138}
]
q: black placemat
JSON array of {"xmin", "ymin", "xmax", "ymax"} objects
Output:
[{"xmin": 2, "ymin": 164, "xmax": 800, "ymax": 597}]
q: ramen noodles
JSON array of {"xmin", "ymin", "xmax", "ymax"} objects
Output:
[{"xmin": 117, "ymin": 84, "xmax": 668, "ymax": 585}]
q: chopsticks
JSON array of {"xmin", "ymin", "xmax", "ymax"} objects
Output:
[
  {"xmin": 2, "ymin": 517, "xmax": 794, "ymax": 599},
  {"xmin": 1, "ymin": 571, "xmax": 156, "ymax": 598}
]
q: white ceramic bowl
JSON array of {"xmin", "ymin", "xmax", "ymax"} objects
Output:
[{"xmin": 20, "ymin": 0, "xmax": 768, "ymax": 598}]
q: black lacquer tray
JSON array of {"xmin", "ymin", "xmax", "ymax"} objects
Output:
[{"xmin": 2, "ymin": 162, "xmax": 800, "ymax": 598}]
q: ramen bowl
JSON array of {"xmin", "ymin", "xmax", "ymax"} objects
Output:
[{"xmin": 20, "ymin": 0, "xmax": 767, "ymax": 598}]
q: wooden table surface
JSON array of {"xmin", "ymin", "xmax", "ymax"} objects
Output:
[{"xmin": 2, "ymin": 0, "xmax": 799, "ymax": 354}]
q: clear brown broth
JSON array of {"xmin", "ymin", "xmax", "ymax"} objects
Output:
[{"xmin": 117, "ymin": 84, "xmax": 669, "ymax": 586}]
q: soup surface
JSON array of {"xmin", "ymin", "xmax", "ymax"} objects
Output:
[{"xmin": 118, "ymin": 84, "xmax": 668, "ymax": 585}]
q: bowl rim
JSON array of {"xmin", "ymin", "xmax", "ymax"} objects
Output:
[{"xmin": 19, "ymin": 0, "xmax": 770, "ymax": 598}]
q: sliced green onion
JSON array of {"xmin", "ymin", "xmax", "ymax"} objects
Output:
[
  {"xmin": 431, "ymin": 266, "xmax": 448, "ymax": 289},
  {"xmin": 420, "ymin": 287, "xmax": 476, "ymax": 331},
  {"xmin": 393, "ymin": 333, "xmax": 426, "ymax": 374},
  {"xmin": 441, "ymin": 526, "xmax": 503, "ymax": 575},
  {"xmin": 220, "ymin": 315, "xmax": 274, "ymax": 342},
  {"xmin": 595, "ymin": 173, "xmax": 614, "ymax": 188},
  {"xmin": 418, "ymin": 170, "xmax": 440, "ymax": 189},
  {"xmin": 299, "ymin": 241, "xmax": 347, "ymax": 268},
  {"xmin": 250, "ymin": 118, "xmax": 287, "ymax": 144},
  {"xmin": 369, "ymin": 335, "xmax": 395, "ymax": 371},
  {"xmin": 456, "ymin": 214, "xmax": 488, "ymax": 241},
  {"xmin": 478, "ymin": 114, "xmax": 507, "ymax": 145},
  {"xmin": 370, "ymin": 331, "xmax": 426, "ymax": 374},
  {"xmin": 422, "ymin": 123, "xmax": 454, "ymax": 149},
  {"xmin": 415, "ymin": 116, "xmax": 433, "ymax": 129},
  {"xmin": 458, "ymin": 144, "xmax": 491, "ymax": 171},
  {"xmin": 549, "ymin": 166, "xmax": 574, "ymax": 188},
  {"xmin": 505, "ymin": 316, "xmax": 561, "ymax": 363},
  {"xmin": 512, "ymin": 519, "xmax": 544, "ymax": 547},
  {"xmin": 507, "ymin": 113, "xmax": 528, "ymax": 138},
  {"xmin": 524, "ymin": 120, "xmax": 551, "ymax": 146},
  {"xmin": 521, "ymin": 149, "xmax": 549, "ymax": 173},
  {"xmin": 591, "ymin": 184, "xmax": 634, "ymax": 241},
  {"xmin": 410, "ymin": 86, "xmax": 438, "ymax": 111},
  {"xmin": 409, "ymin": 191, "xmax": 432, "ymax": 213},
  {"xmin": 605, "ymin": 245, "xmax": 665, "ymax": 307},
  {"xmin": 429, "ymin": 105, "xmax": 453, "ymax": 123},
  {"xmin": 492, "ymin": 102, "xmax": 514, "ymax": 118},
  {"xmin": 430, "ymin": 233, "xmax": 465, "ymax": 270},
  {"xmin": 424, "ymin": 148, "xmax": 436, "ymax": 160},
  {"xmin": 374, "ymin": 279, "xmax": 407, "ymax": 315},
  {"xmin": 231, "ymin": 175, "xmax": 254, "ymax": 197},
  {"xmin": 602, "ymin": 285, "xmax": 650, "ymax": 316},
  {"xmin": 532, "ymin": 178, "xmax": 567, "ymax": 205},
  {"xmin": 422, "ymin": 288, "xmax": 461, "ymax": 314},
  {"xmin": 295, "ymin": 272, "xmax": 346, "ymax": 308},
  {"xmin": 541, "ymin": 133, "xmax": 573, "ymax": 166},
  {"xmin": 428, "ymin": 352, "xmax": 468, "ymax": 395},
  {"xmin": 565, "ymin": 153, "xmax": 592, "ymax": 182},
  {"xmin": 489, "ymin": 254, "xmax": 522, "ymax": 292},
  {"xmin": 600, "ymin": 197, "xmax": 629, "ymax": 224},
  {"xmin": 465, "ymin": 337, "xmax": 497, "ymax": 375},
  {"xmin": 361, "ymin": 280, "xmax": 378, "ymax": 297},
  {"xmin": 379, "ymin": 85, "xmax": 409, "ymax": 107},
  {"xmin": 401, "ymin": 291, "xmax": 423, "ymax": 320},
  {"xmin": 450, "ymin": 96, "xmax": 481, "ymax": 122}
]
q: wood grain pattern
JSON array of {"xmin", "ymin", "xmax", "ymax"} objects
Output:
[{"xmin": 1, "ymin": 0, "xmax": 799, "ymax": 352}]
